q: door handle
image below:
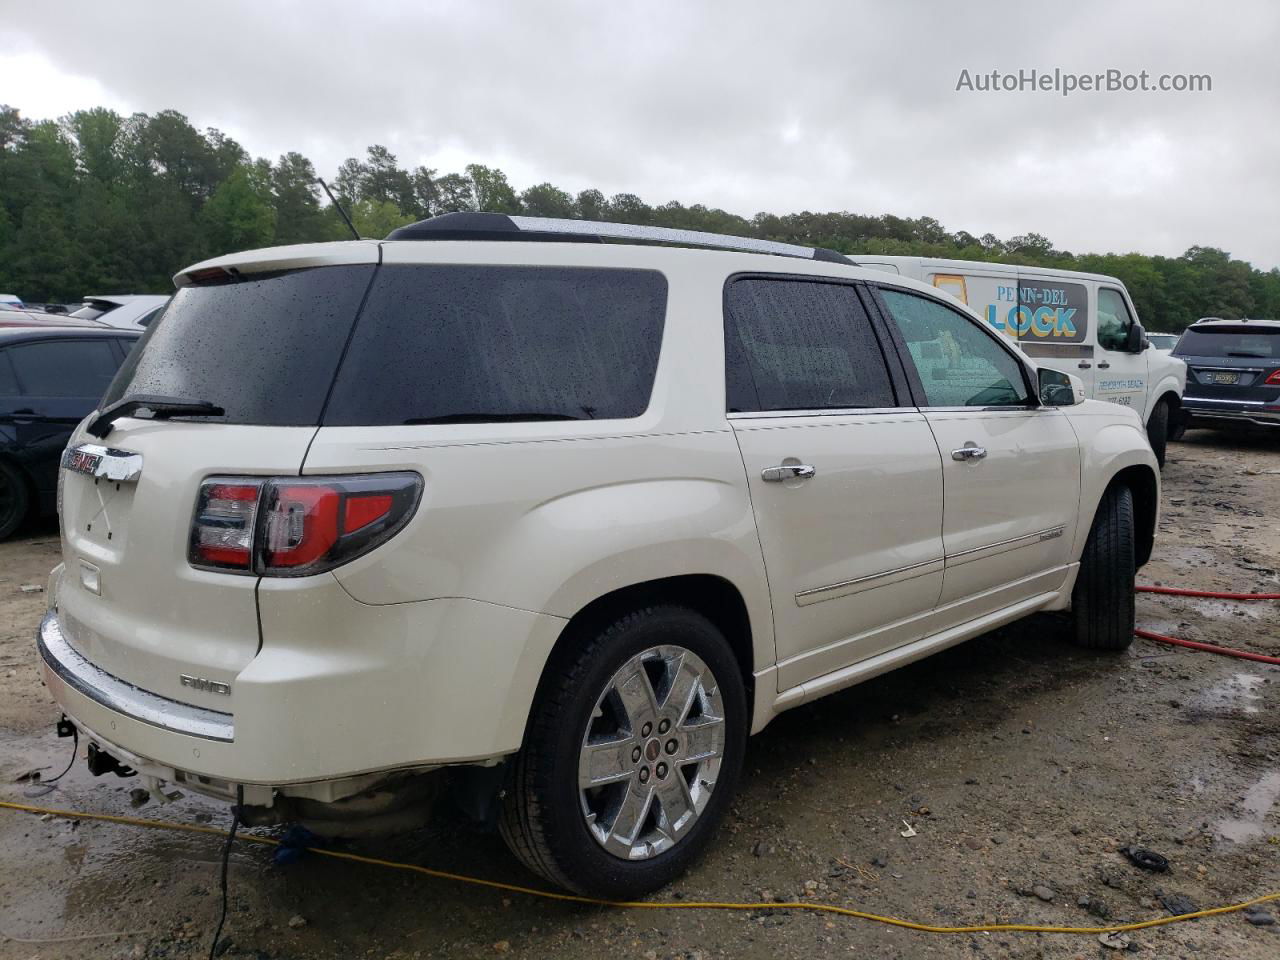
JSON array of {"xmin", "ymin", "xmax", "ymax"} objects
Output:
[
  {"xmin": 1096, "ymin": 361, "xmax": 1111, "ymax": 369},
  {"xmin": 761, "ymin": 464, "xmax": 816, "ymax": 482},
  {"xmin": 951, "ymin": 445, "xmax": 988, "ymax": 462},
  {"xmin": 1078, "ymin": 361, "xmax": 1092, "ymax": 369}
]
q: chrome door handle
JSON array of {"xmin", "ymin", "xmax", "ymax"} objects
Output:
[
  {"xmin": 761, "ymin": 464, "xmax": 816, "ymax": 482},
  {"xmin": 1078, "ymin": 361, "xmax": 1092, "ymax": 369},
  {"xmin": 951, "ymin": 445, "xmax": 988, "ymax": 462}
]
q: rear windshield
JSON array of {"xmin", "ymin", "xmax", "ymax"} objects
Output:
[
  {"xmin": 323, "ymin": 265, "xmax": 667, "ymax": 425},
  {"xmin": 1174, "ymin": 327, "xmax": 1279, "ymax": 359},
  {"xmin": 103, "ymin": 265, "xmax": 375, "ymax": 424}
]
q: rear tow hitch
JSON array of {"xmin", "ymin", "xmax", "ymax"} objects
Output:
[{"xmin": 86, "ymin": 741, "xmax": 135, "ymax": 778}]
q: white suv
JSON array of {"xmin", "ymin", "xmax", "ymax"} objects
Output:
[{"xmin": 38, "ymin": 214, "xmax": 1160, "ymax": 897}]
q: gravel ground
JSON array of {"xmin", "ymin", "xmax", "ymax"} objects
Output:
[{"xmin": 1, "ymin": 428, "xmax": 1277, "ymax": 960}]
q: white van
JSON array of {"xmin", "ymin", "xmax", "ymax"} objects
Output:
[{"xmin": 859, "ymin": 258, "xmax": 1186, "ymax": 464}]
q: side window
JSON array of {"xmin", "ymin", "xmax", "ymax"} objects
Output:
[
  {"xmin": 7, "ymin": 339, "xmax": 122, "ymax": 399},
  {"xmin": 0, "ymin": 351, "xmax": 18, "ymax": 397},
  {"xmin": 879, "ymin": 288, "xmax": 1031, "ymax": 407},
  {"xmin": 1097, "ymin": 288, "xmax": 1134, "ymax": 352},
  {"xmin": 724, "ymin": 278, "xmax": 896, "ymax": 413}
]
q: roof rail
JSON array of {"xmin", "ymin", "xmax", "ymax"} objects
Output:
[{"xmin": 385, "ymin": 212, "xmax": 857, "ymax": 266}]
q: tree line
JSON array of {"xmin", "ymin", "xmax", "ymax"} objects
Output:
[{"xmin": 1, "ymin": 104, "xmax": 1276, "ymax": 332}]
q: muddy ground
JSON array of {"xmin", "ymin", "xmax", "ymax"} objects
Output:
[{"xmin": 1, "ymin": 428, "xmax": 1278, "ymax": 960}]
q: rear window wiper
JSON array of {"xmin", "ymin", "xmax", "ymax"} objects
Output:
[
  {"xmin": 403, "ymin": 412, "xmax": 589, "ymax": 424},
  {"xmin": 87, "ymin": 394, "xmax": 226, "ymax": 438},
  {"xmin": 1225, "ymin": 351, "xmax": 1269, "ymax": 358}
]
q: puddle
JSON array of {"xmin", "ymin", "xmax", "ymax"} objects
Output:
[
  {"xmin": 1195, "ymin": 672, "xmax": 1265, "ymax": 715},
  {"xmin": 1217, "ymin": 769, "xmax": 1280, "ymax": 842}
]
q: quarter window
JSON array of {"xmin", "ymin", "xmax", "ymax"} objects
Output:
[
  {"xmin": 724, "ymin": 278, "xmax": 896, "ymax": 413},
  {"xmin": 325, "ymin": 265, "xmax": 668, "ymax": 425},
  {"xmin": 879, "ymin": 288, "xmax": 1031, "ymax": 407},
  {"xmin": 1097, "ymin": 288, "xmax": 1134, "ymax": 352}
]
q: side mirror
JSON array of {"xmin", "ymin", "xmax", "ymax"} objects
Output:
[
  {"xmin": 1126, "ymin": 323, "xmax": 1146, "ymax": 353},
  {"xmin": 1039, "ymin": 368, "xmax": 1086, "ymax": 406}
]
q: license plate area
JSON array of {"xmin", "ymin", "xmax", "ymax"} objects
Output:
[{"xmin": 1209, "ymin": 371, "xmax": 1240, "ymax": 385}]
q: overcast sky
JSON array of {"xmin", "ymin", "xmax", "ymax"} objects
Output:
[{"xmin": 2, "ymin": 0, "xmax": 1276, "ymax": 268}]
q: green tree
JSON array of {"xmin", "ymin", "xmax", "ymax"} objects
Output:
[
  {"xmin": 466, "ymin": 163, "xmax": 521, "ymax": 213},
  {"xmin": 199, "ymin": 166, "xmax": 276, "ymax": 256}
]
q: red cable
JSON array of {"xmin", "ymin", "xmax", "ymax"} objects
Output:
[
  {"xmin": 1135, "ymin": 628, "xmax": 1280, "ymax": 666},
  {"xmin": 1134, "ymin": 584, "xmax": 1279, "ymax": 664},
  {"xmin": 1137, "ymin": 585, "xmax": 1280, "ymax": 600}
]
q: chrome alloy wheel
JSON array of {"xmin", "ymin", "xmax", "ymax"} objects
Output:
[{"xmin": 578, "ymin": 644, "xmax": 726, "ymax": 860}]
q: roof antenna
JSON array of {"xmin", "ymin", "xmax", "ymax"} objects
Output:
[{"xmin": 316, "ymin": 178, "xmax": 360, "ymax": 240}]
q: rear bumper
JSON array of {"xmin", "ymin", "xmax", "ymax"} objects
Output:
[
  {"xmin": 38, "ymin": 586, "xmax": 568, "ymax": 794},
  {"xmin": 1182, "ymin": 397, "xmax": 1280, "ymax": 429}
]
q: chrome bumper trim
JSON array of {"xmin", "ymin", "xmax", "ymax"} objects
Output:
[{"xmin": 37, "ymin": 612, "xmax": 234, "ymax": 742}]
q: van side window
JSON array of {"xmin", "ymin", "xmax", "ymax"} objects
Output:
[
  {"xmin": 1097, "ymin": 288, "xmax": 1134, "ymax": 352},
  {"xmin": 0, "ymin": 350, "xmax": 18, "ymax": 397},
  {"xmin": 878, "ymin": 288, "xmax": 1031, "ymax": 407},
  {"xmin": 724, "ymin": 277, "xmax": 896, "ymax": 413}
]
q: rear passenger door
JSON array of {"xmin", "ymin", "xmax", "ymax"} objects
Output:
[
  {"xmin": 726, "ymin": 275, "xmax": 946, "ymax": 691},
  {"xmin": 871, "ymin": 286, "xmax": 1081, "ymax": 614}
]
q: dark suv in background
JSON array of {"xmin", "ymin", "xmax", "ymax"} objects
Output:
[
  {"xmin": 1174, "ymin": 318, "xmax": 1280, "ymax": 436},
  {"xmin": 0, "ymin": 326, "xmax": 141, "ymax": 538}
]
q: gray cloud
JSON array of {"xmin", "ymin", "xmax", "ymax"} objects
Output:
[{"xmin": 3, "ymin": 0, "xmax": 1277, "ymax": 267}]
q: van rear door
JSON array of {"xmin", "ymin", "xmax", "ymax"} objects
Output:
[{"xmin": 55, "ymin": 255, "xmax": 377, "ymax": 710}]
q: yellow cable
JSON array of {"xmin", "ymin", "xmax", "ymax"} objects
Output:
[{"xmin": 2, "ymin": 799, "xmax": 1277, "ymax": 937}]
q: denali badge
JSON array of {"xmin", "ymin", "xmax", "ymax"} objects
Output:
[{"xmin": 180, "ymin": 675, "xmax": 231, "ymax": 696}]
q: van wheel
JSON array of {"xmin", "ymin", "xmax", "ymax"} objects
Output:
[
  {"xmin": 1146, "ymin": 400, "xmax": 1169, "ymax": 467},
  {"xmin": 499, "ymin": 606, "xmax": 747, "ymax": 898},
  {"xmin": 0, "ymin": 461, "xmax": 30, "ymax": 540},
  {"xmin": 1070, "ymin": 485, "xmax": 1135, "ymax": 651}
]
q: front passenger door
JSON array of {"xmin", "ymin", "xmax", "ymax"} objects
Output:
[{"xmin": 873, "ymin": 287, "xmax": 1081, "ymax": 614}]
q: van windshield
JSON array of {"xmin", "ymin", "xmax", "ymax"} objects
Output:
[
  {"xmin": 1174, "ymin": 327, "xmax": 1279, "ymax": 359},
  {"xmin": 102, "ymin": 265, "xmax": 375, "ymax": 425}
]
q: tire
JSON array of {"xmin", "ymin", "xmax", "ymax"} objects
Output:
[
  {"xmin": 1070, "ymin": 485, "xmax": 1136, "ymax": 651},
  {"xmin": 0, "ymin": 460, "xmax": 30, "ymax": 541},
  {"xmin": 1146, "ymin": 400, "xmax": 1169, "ymax": 467},
  {"xmin": 499, "ymin": 605, "xmax": 747, "ymax": 898},
  {"xmin": 1167, "ymin": 410, "xmax": 1187, "ymax": 443}
]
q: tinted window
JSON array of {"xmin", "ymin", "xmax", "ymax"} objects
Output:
[
  {"xmin": 880, "ymin": 288, "xmax": 1031, "ymax": 407},
  {"xmin": 1097, "ymin": 288, "xmax": 1134, "ymax": 351},
  {"xmin": 0, "ymin": 351, "xmax": 18, "ymax": 397},
  {"xmin": 105, "ymin": 265, "xmax": 375, "ymax": 425},
  {"xmin": 325, "ymin": 265, "xmax": 667, "ymax": 425},
  {"xmin": 8, "ymin": 339, "xmax": 121, "ymax": 398},
  {"xmin": 1174, "ymin": 327, "xmax": 1278, "ymax": 359},
  {"xmin": 724, "ymin": 278, "xmax": 895, "ymax": 412}
]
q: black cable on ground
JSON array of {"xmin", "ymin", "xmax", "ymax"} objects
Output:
[
  {"xmin": 23, "ymin": 728, "xmax": 78, "ymax": 799},
  {"xmin": 208, "ymin": 785, "xmax": 243, "ymax": 960}
]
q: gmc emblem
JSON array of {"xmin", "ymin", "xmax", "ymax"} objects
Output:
[{"xmin": 180, "ymin": 675, "xmax": 231, "ymax": 696}]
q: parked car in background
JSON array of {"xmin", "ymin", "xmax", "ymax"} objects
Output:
[
  {"xmin": 858, "ymin": 258, "xmax": 1187, "ymax": 465},
  {"xmin": 0, "ymin": 294, "xmax": 26, "ymax": 310},
  {"xmin": 0, "ymin": 310, "xmax": 109, "ymax": 329},
  {"xmin": 1146, "ymin": 332, "xmax": 1179, "ymax": 352},
  {"xmin": 38, "ymin": 214, "xmax": 1159, "ymax": 897},
  {"xmin": 0, "ymin": 326, "xmax": 141, "ymax": 538},
  {"xmin": 1173, "ymin": 318, "xmax": 1280, "ymax": 435},
  {"xmin": 68, "ymin": 295, "xmax": 169, "ymax": 329}
]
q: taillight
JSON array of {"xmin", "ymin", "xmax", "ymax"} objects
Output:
[
  {"xmin": 1265, "ymin": 369, "xmax": 1280, "ymax": 385},
  {"xmin": 191, "ymin": 482, "xmax": 262, "ymax": 570},
  {"xmin": 189, "ymin": 473, "xmax": 421, "ymax": 576}
]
